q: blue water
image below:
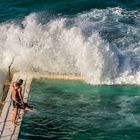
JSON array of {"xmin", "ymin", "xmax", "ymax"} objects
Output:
[
  {"xmin": 19, "ymin": 80, "xmax": 140, "ymax": 140},
  {"xmin": 0, "ymin": 0, "xmax": 139, "ymax": 23},
  {"xmin": 0, "ymin": 0, "xmax": 140, "ymax": 84},
  {"xmin": 0, "ymin": 2, "xmax": 140, "ymax": 139}
]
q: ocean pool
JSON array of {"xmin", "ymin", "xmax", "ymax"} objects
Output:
[{"xmin": 19, "ymin": 80, "xmax": 140, "ymax": 140}]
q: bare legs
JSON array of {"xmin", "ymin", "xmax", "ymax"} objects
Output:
[
  {"xmin": 12, "ymin": 108, "xmax": 18, "ymax": 126},
  {"xmin": 11, "ymin": 103, "xmax": 33, "ymax": 126}
]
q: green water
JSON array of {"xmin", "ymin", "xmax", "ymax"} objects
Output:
[{"xmin": 19, "ymin": 80, "xmax": 140, "ymax": 140}]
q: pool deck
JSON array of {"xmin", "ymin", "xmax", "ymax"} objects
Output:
[{"xmin": 0, "ymin": 72, "xmax": 83, "ymax": 140}]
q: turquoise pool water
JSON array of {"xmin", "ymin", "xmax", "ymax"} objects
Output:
[{"xmin": 19, "ymin": 80, "xmax": 140, "ymax": 140}]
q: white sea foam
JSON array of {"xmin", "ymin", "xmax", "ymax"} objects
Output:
[{"xmin": 0, "ymin": 8, "xmax": 140, "ymax": 93}]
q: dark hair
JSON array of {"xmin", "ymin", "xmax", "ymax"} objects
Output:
[{"xmin": 17, "ymin": 79, "xmax": 23, "ymax": 85}]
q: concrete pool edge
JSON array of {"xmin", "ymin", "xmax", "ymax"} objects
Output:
[{"xmin": 0, "ymin": 72, "xmax": 84, "ymax": 140}]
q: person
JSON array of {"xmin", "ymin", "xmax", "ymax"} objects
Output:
[
  {"xmin": 10, "ymin": 79, "xmax": 33, "ymax": 111},
  {"xmin": 11, "ymin": 83, "xmax": 22, "ymax": 126}
]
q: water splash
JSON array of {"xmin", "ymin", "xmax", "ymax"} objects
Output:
[{"xmin": 0, "ymin": 8, "xmax": 140, "ymax": 92}]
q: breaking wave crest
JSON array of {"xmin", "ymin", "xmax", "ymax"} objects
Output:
[{"xmin": 0, "ymin": 7, "xmax": 140, "ymax": 91}]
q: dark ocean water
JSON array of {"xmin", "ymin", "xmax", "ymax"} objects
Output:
[
  {"xmin": 0, "ymin": 0, "xmax": 140, "ymax": 85},
  {"xmin": 0, "ymin": 0, "xmax": 140, "ymax": 23},
  {"xmin": 1, "ymin": 1, "xmax": 140, "ymax": 140},
  {"xmin": 0, "ymin": 0, "xmax": 140, "ymax": 84}
]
